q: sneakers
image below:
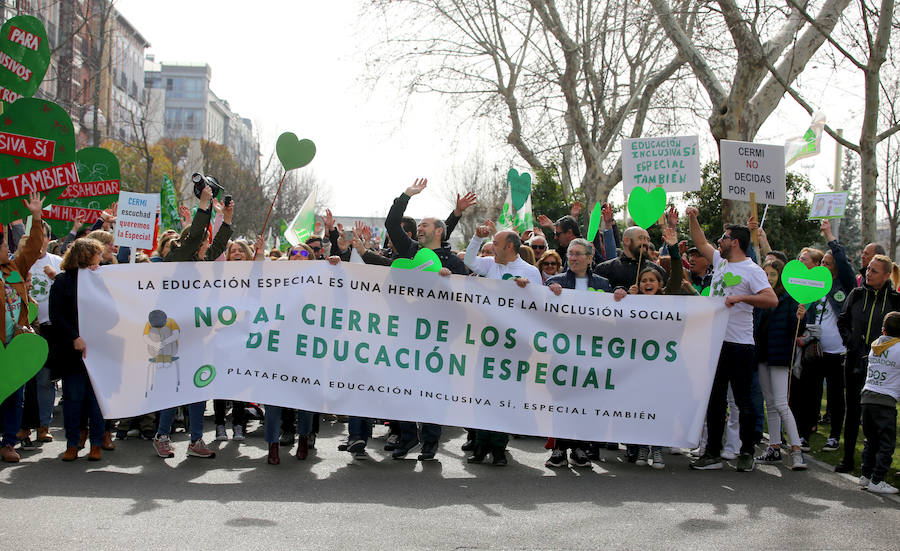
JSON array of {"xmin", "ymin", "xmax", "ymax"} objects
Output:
[
  {"xmin": 140, "ymin": 429, "xmax": 155, "ymax": 441},
  {"xmin": 467, "ymin": 445, "xmax": 487, "ymax": 464},
  {"xmin": 88, "ymin": 445, "xmax": 102, "ymax": 461},
  {"xmin": 384, "ymin": 433, "xmax": 401, "ymax": 451},
  {"xmin": 635, "ymin": 447, "xmax": 650, "ymax": 467},
  {"xmin": 569, "ymin": 448, "xmax": 591, "ymax": 468},
  {"xmin": 279, "ymin": 431, "xmax": 294, "ymax": 447},
  {"xmin": 720, "ymin": 450, "xmax": 738, "ymax": 460},
  {"xmin": 296, "ymin": 435, "xmax": 309, "ymax": 460},
  {"xmin": 755, "ymin": 446, "xmax": 782, "ymax": 464},
  {"xmin": 418, "ymin": 441, "xmax": 439, "ymax": 461},
  {"xmin": 799, "ymin": 438, "xmax": 811, "ymax": 452},
  {"xmin": 651, "ymin": 449, "xmax": 665, "ymax": 469},
  {"xmin": 127, "ymin": 428, "xmax": 140, "ymax": 438},
  {"xmin": 859, "ymin": 475, "xmax": 872, "ymax": 488},
  {"xmin": 37, "ymin": 426, "xmax": 53, "ymax": 442},
  {"xmin": 822, "ymin": 438, "xmax": 839, "ymax": 452},
  {"xmin": 690, "ymin": 453, "xmax": 723, "ymax": 470},
  {"xmin": 232, "ymin": 425, "xmax": 245, "ymax": 442},
  {"xmin": 18, "ymin": 436, "xmax": 36, "ymax": 451},
  {"xmin": 689, "ymin": 447, "xmax": 704, "ymax": 458},
  {"xmin": 115, "ymin": 429, "xmax": 129, "ymax": 441},
  {"xmin": 352, "ymin": 448, "xmax": 369, "ymax": 460},
  {"xmin": 391, "ymin": 438, "xmax": 420, "ymax": 459},
  {"xmin": 790, "ymin": 450, "xmax": 807, "ymax": 470},
  {"xmin": 347, "ymin": 439, "xmax": 366, "ymax": 455},
  {"xmin": 866, "ymin": 480, "xmax": 899, "ymax": 494},
  {"xmin": 735, "ymin": 452, "xmax": 755, "ymax": 472},
  {"xmin": 215, "ymin": 424, "xmax": 228, "ymax": 441},
  {"xmin": 267, "ymin": 442, "xmax": 280, "ymax": 465},
  {"xmin": 101, "ymin": 431, "xmax": 116, "ymax": 450},
  {"xmin": 337, "ymin": 437, "xmax": 349, "ymax": 451},
  {"xmin": 60, "ymin": 446, "xmax": 78, "ymax": 462},
  {"xmin": 545, "ymin": 449, "xmax": 567, "ymax": 468},
  {"xmin": 1, "ymin": 444, "xmax": 20, "ymax": 463},
  {"xmin": 834, "ymin": 461, "xmax": 854, "ymax": 473},
  {"xmin": 187, "ymin": 439, "xmax": 216, "ymax": 458},
  {"xmin": 153, "ymin": 434, "xmax": 175, "ymax": 458},
  {"xmin": 460, "ymin": 439, "xmax": 475, "ymax": 452},
  {"xmin": 491, "ymin": 448, "xmax": 508, "ymax": 466}
]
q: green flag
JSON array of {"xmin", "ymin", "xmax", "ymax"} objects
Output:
[
  {"xmin": 284, "ymin": 189, "xmax": 317, "ymax": 247},
  {"xmin": 160, "ymin": 175, "xmax": 181, "ymax": 231},
  {"xmin": 785, "ymin": 111, "xmax": 825, "ymax": 167}
]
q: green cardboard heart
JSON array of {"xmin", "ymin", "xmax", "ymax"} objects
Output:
[
  {"xmin": 586, "ymin": 202, "xmax": 602, "ymax": 242},
  {"xmin": 46, "ymin": 147, "xmax": 120, "ymax": 237},
  {"xmin": 507, "ymin": 169, "xmax": 531, "ymax": 212},
  {"xmin": 0, "ymin": 98, "xmax": 76, "ymax": 225},
  {"xmin": 391, "ymin": 248, "xmax": 442, "ymax": 273},
  {"xmin": 0, "ymin": 332, "xmax": 48, "ymax": 403},
  {"xmin": 27, "ymin": 301, "xmax": 36, "ymax": 324},
  {"xmin": 276, "ymin": 132, "xmax": 316, "ymax": 171},
  {"xmin": 723, "ymin": 272, "xmax": 742, "ymax": 287},
  {"xmin": 0, "ymin": 16, "xmax": 51, "ymax": 108},
  {"xmin": 3, "ymin": 270, "xmax": 22, "ymax": 284},
  {"xmin": 700, "ymin": 286, "xmax": 711, "ymax": 296},
  {"xmin": 781, "ymin": 259, "xmax": 833, "ymax": 304},
  {"xmin": 627, "ymin": 187, "xmax": 667, "ymax": 229},
  {"xmin": 502, "ymin": 273, "xmax": 515, "ymax": 280},
  {"xmin": 588, "ymin": 287, "xmax": 605, "ymax": 293}
]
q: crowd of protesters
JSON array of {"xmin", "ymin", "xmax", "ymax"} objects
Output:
[{"xmin": 1, "ymin": 178, "xmax": 898, "ymax": 495}]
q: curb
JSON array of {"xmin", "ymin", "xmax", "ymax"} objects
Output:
[{"xmin": 804, "ymin": 451, "xmax": 900, "ymax": 505}]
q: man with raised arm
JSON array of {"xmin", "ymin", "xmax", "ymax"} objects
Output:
[{"xmin": 686, "ymin": 207, "xmax": 777, "ymax": 472}]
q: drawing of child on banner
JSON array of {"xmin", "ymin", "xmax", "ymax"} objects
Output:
[{"xmin": 143, "ymin": 309, "xmax": 180, "ymax": 397}]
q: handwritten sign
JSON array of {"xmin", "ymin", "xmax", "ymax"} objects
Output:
[{"xmin": 622, "ymin": 135, "xmax": 700, "ymax": 193}]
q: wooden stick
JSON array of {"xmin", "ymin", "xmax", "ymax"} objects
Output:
[
  {"xmin": 749, "ymin": 192, "xmax": 759, "ymax": 250},
  {"xmin": 259, "ymin": 171, "xmax": 287, "ymax": 242},
  {"xmin": 635, "ymin": 246, "xmax": 644, "ymax": 289}
]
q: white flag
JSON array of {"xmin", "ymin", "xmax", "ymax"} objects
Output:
[
  {"xmin": 284, "ymin": 188, "xmax": 317, "ymax": 247},
  {"xmin": 785, "ymin": 111, "xmax": 825, "ymax": 167}
]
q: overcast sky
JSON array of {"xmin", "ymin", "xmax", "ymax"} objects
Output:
[{"xmin": 116, "ymin": 0, "xmax": 865, "ymax": 221}]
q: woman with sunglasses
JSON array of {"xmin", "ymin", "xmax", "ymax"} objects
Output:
[
  {"xmin": 264, "ymin": 242, "xmax": 317, "ymax": 464},
  {"xmin": 537, "ymin": 250, "xmax": 563, "ymax": 284}
]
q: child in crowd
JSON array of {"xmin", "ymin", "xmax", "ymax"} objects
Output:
[{"xmin": 859, "ymin": 311, "xmax": 900, "ymax": 494}]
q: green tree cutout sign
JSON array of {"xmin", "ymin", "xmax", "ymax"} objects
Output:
[
  {"xmin": 497, "ymin": 169, "xmax": 534, "ymax": 233},
  {"xmin": 44, "ymin": 147, "xmax": 120, "ymax": 237},
  {"xmin": 0, "ymin": 15, "xmax": 51, "ymax": 108}
]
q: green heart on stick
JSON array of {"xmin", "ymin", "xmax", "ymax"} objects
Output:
[
  {"xmin": 700, "ymin": 287, "xmax": 711, "ymax": 296},
  {"xmin": 586, "ymin": 202, "xmax": 603, "ymax": 242},
  {"xmin": 3, "ymin": 270, "xmax": 22, "ymax": 284},
  {"xmin": 723, "ymin": 272, "xmax": 742, "ymax": 287},
  {"xmin": 276, "ymin": 132, "xmax": 316, "ymax": 171},
  {"xmin": 0, "ymin": 15, "xmax": 51, "ymax": 108},
  {"xmin": 781, "ymin": 260, "xmax": 833, "ymax": 304},
  {"xmin": 507, "ymin": 169, "xmax": 532, "ymax": 211},
  {"xmin": 588, "ymin": 287, "xmax": 605, "ymax": 293},
  {"xmin": 627, "ymin": 187, "xmax": 667, "ymax": 229},
  {"xmin": 391, "ymin": 248, "xmax": 442, "ymax": 273},
  {"xmin": 0, "ymin": 332, "xmax": 48, "ymax": 403},
  {"xmin": 0, "ymin": 98, "xmax": 76, "ymax": 225}
]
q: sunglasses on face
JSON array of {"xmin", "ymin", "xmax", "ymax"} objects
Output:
[
  {"xmin": 290, "ymin": 249, "xmax": 310, "ymax": 258},
  {"xmin": 531, "ymin": 244, "xmax": 546, "ymax": 250},
  {"xmin": 310, "ymin": 246, "xmax": 322, "ymax": 252},
  {"xmin": 719, "ymin": 234, "xmax": 733, "ymax": 241},
  {"xmin": 542, "ymin": 261, "xmax": 559, "ymax": 267}
]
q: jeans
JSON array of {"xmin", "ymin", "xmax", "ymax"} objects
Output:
[
  {"xmin": 842, "ymin": 356, "xmax": 867, "ymax": 465},
  {"xmin": 264, "ymin": 406, "xmax": 313, "ymax": 444},
  {"xmin": 398, "ymin": 421, "xmax": 441, "ymax": 444},
  {"xmin": 705, "ymin": 342, "xmax": 757, "ymax": 456},
  {"xmin": 348, "ymin": 417, "xmax": 373, "ymax": 443},
  {"xmin": 757, "ymin": 363, "xmax": 801, "ymax": 447},
  {"xmin": 36, "ymin": 367, "xmax": 55, "ymax": 427},
  {"xmin": 158, "ymin": 402, "xmax": 206, "ymax": 442},
  {"xmin": 0, "ymin": 385, "xmax": 25, "ymax": 447},
  {"xmin": 62, "ymin": 373, "xmax": 104, "ymax": 448},
  {"xmin": 861, "ymin": 402, "xmax": 897, "ymax": 484}
]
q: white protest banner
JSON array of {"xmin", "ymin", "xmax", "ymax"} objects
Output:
[
  {"xmin": 114, "ymin": 191, "xmax": 160, "ymax": 249},
  {"xmin": 808, "ymin": 191, "xmax": 849, "ymax": 220},
  {"xmin": 720, "ymin": 140, "xmax": 786, "ymax": 205},
  {"xmin": 622, "ymin": 135, "xmax": 700, "ymax": 193},
  {"xmin": 78, "ymin": 261, "xmax": 729, "ymax": 448}
]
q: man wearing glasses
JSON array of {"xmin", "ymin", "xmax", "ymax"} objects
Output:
[{"xmin": 687, "ymin": 207, "xmax": 777, "ymax": 473}]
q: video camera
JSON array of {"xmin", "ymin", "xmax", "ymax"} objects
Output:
[{"xmin": 192, "ymin": 172, "xmax": 232, "ymax": 207}]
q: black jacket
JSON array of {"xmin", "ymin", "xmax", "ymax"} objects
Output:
[
  {"xmin": 385, "ymin": 193, "xmax": 468, "ymax": 275},
  {"xmin": 593, "ymin": 251, "xmax": 666, "ymax": 290},
  {"xmin": 838, "ymin": 281, "xmax": 900, "ymax": 362},
  {"xmin": 164, "ymin": 206, "xmax": 232, "ymax": 262},
  {"xmin": 754, "ymin": 292, "xmax": 806, "ymax": 366},
  {"xmin": 545, "ymin": 270, "xmax": 612, "ymax": 292},
  {"xmin": 48, "ymin": 269, "xmax": 85, "ymax": 377}
]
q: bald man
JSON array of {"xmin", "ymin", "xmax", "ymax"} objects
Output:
[{"xmin": 593, "ymin": 226, "xmax": 666, "ymax": 289}]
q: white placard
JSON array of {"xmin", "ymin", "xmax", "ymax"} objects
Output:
[
  {"xmin": 720, "ymin": 140, "xmax": 786, "ymax": 205},
  {"xmin": 808, "ymin": 191, "xmax": 849, "ymax": 220},
  {"xmin": 622, "ymin": 135, "xmax": 700, "ymax": 193},
  {"xmin": 78, "ymin": 260, "xmax": 731, "ymax": 448},
  {"xmin": 113, "ymin": 191, "xmax": 160, "ymax": 249}
]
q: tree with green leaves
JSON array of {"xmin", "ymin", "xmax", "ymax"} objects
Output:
[{"xmin": 683, "ymin": 162, "xmax": 819, "ymax": 258}]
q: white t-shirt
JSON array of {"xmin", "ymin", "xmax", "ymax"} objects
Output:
[
  {"xmin": 865, "ymin": 336, "xmax": 900, "ymax": 401},
  {"xmin": 709, "ymin": 250, "xmax": 771, "ymax": 345},
  {"xmin": 465, "ymin": 236, "xmax": 541, "ymax": 282},
  {"xmin": 816, "ymin": 297, "xmax": 846, "ymax": 354},
  {"xmin": 29, "ymin": 253, "xmax": 62, "ymax": 324}
]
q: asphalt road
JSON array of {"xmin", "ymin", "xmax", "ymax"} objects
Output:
[{"xmin": 1, "ymin": 415, "xmax": 898, "ymax": 550}]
